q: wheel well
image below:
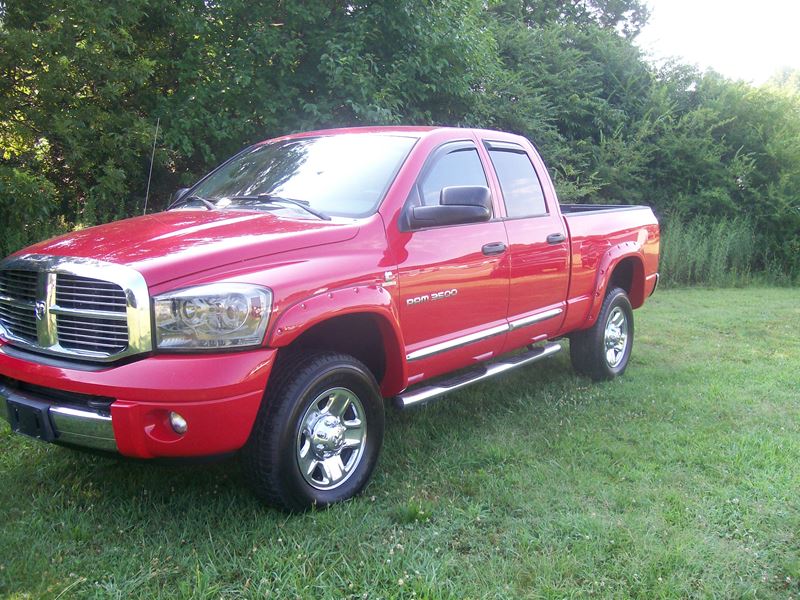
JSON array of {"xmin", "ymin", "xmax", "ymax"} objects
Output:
[
  {"xmin": 286, "ymin": 314, "xmax": 387, "ymax": 385},
  {"xmin": 608, "ymin": 256, "xmax": 646, "ymax": 308}
]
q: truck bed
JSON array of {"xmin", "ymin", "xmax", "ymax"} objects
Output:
[
  {"xmin": 559, "ymin": 202, "xmax": 660, "ymax": 329},
  {"xmin": 559, "ymin": 203, "xmax": 651, "ymax": 215}
]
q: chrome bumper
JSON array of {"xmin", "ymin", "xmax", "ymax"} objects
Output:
[{"xmin": 0, "ymin": 382, "xmax": 117, "ymax": 452}]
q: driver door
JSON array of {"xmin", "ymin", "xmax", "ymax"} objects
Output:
[{"xmin": 394, "ymin": 141, "xmax": 510, "ymax": 383}]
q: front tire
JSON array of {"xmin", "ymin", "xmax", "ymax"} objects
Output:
[
  {"xmin": 569, "ymin": 287, "xmax": 634, "ymax": 381},
  {"xmin": 243, "ymin": 351, "xmax": 384, "ymax": 511}
]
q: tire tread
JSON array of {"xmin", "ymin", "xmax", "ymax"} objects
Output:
[
  {"xmin": 242, "ymin": 349, "xmax": 381, "ymax": 511},
  {"xmin": 569, "ymin": 287, "xmax": 633, "ymax": 381}
]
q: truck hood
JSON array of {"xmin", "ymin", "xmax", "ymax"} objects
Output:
[{"xmin": 21, "ymin": 210, "xmax": 360, "ymax": 286}]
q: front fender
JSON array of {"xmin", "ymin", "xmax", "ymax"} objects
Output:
[{"xmin": 267, "ymin": 284, "xmax": 407, "ymax": 396}]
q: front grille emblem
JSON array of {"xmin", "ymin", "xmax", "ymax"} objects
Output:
[{"xmin": 34, "ymin": 300, "xmax": 46, "ymax": 321}]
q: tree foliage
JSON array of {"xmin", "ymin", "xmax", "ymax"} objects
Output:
[{"xmin": 1, "ymin": 0, "xmax": 798, "ymax": 279}]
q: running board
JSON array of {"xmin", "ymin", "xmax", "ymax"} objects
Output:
[{"xmin": 394, "ymin": 342, "xmax": 562, "ymax": 409}]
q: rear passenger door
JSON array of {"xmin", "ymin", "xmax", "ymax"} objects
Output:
[
  {"xmin": 395, "ymin": 141, "xmax": 510, "ymax": 383},
  {"xmin": 483, "ymin": 140, "xmax": 569, "ymax": 350}
]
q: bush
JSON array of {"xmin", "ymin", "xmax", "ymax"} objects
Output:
[
  {"xmin": 659, "ymin": 213, "xmax": 798, "ymax": 287},
  {"xmin": 1, "ymin": 1, "xmax": 798, "ymax": 283},
  {"xmin": 0, "ymin": 165, "xmax": 65, "ymax": 256}
]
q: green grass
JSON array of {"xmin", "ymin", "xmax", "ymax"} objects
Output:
[{"xmin": 1, "ymin": 287, "xmax": 799, "ymax": 599}]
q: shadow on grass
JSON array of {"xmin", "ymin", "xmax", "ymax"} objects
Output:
[{"xmin": 1, "ymin": 345, "xmax": 591, "ymax": 535}]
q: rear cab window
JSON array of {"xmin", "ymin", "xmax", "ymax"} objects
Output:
[{"xmin": 485, "ymin": 142, "xmax": 548, "ymax": 218}]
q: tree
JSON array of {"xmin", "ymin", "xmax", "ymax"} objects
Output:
[
  {"xmin": 1, "ymin": 0, "xmax": 798, "ymax": 279},
  {"xmin": 0, "ymin": 0, "xmax": 496, "ymax": 255}
]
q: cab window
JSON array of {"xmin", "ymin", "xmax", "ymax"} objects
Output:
[
  {"xmin": 420, "ymin": 148, "xmax": 488, "ymax": 206},
  {"xmin": 488, "ymin": 148, "xmax": 547, "ymax": 218}
]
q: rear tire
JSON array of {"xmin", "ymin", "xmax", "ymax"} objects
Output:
[
  {"xmin": 569, "ymin": 287, "xmax": 634, "ymax": 381},
  {"xmin": 243, "ymin": 350, "xmax": 384, "ymax": 511}
]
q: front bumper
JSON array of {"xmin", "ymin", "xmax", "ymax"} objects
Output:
[
  {"xmin": 0, "ymin": 342, "xmax": 277, "ymax": 458},
  {"xmin": 0, "ymin": 384, "xmax": 116, "ymax": 451}
]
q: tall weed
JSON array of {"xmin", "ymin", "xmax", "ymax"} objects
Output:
[{"xmin": 660, "ymin": 214, "xmax": 757, "ymax": 287}]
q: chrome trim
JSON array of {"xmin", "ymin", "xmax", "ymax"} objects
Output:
[
  {"xmin": 0, "ymin": 295, "xmax": 30, "ymax": 309},
  {"xmin": 603, "ymin": 305, "xmax": 629, "ymax": 368},
  {"xmin": 406, "ymin": 308, "xmax": 564, "ymax": 361},
  {"xmin": 650, "ymin": 272, "xmax": 660, "ymax": 296},
  {"xmin": 397, "ymin": 342, "xmax": 562, "ymax": 407},
  {"xmin": 41, "ymin": 272, "xmax": 58, "ymax": 347},
  {"xmin": 296, "ymin": 387, "xmax": 367, "ymax": 491},
  {"xmin": 0, "ymin": 254, "xmax": 152, "ymax": 362},
  {"xmin": 50, "ymin": 305, "xmax": 128, "ymax": 320},
  {"xmin": 0, "ymin": 382, "xmax": 118, "ymax": 452},
  {"xmin": 508, "ymin": 308, "xmax": 563, "ymax": 330},
  {"xmin": 50, "ymin": 406, "xmax": 117, "ymax": 451},
  {"xmin": 406, "ymin": 323, "xmax": 509, "ymax": 361}
]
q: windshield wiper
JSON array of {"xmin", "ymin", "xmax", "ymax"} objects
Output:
[
  {"xmin": 230, "ymin": 194, "xmax": 331, "ymax": 221},
  {"xmin": 167, "ymin": 195, "xmax": 216, "ymax": 211}
]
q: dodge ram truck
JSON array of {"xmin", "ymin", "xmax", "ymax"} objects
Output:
[{"xmin": 0, "ymin": 126, "xmax": 659, "ymax": 510}]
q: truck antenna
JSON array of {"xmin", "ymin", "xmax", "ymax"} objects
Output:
[{"xmin": 143, "ymin": 117, "xmax": 160, "ymax": 215}]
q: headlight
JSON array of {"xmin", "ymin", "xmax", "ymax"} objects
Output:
[{"xmin": 153, "ymin": 283, "xmax": 272, "ymax": 350}]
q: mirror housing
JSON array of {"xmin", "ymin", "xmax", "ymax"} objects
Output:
[
  {"xmin": 406, "ymin": 185, "xmax": 492, "ymax": 230},
  {"xmin": 439, "ymin": 185, "xmax": 492, "ymax": 209},
  {"xmin": 173, "ymin": 188, "xmax": 190, "ymax": 202},
  {"xmin": 409, "ymin": 204, "xmax": 491, "ymax": 228}
]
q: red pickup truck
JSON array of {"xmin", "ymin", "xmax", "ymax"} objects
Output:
[{"xmin": 0, "ymin": 127, "xmax": 659, "ymax": 510}]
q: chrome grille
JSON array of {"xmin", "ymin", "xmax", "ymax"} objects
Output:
[
  {"xmin": 56, "ymin": 316, "xmax": 129, "ymax": 352},
  {"xmin": 0, "ymin": 269, "xmax": 38, "ymax": 342},
  {"xmin": 0, "ymin": 255, "xmax": 152, "ymax": 362},
  {"xmin": 56, "ymin": 274, "xmax": 127, "ymax": 313},
  {"xmin": 56, "ymin": 274, "xmax": 129, "ymax": 353},
  {"xmin": 0, "ymin": 269, "xmax": 37, "ymax": 302}
]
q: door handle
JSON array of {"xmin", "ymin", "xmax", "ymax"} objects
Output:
[
  {"xmin": 482, "ymin": 242, "xmax": 507, "ymax": 256},
  {"xmin": 546, "ymin": 232, "xmax": 566, "ymax": 244}
]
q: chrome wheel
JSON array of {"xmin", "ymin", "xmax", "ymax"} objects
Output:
[
  {"xmin": 296, "ymin": 387, "xmax": 367, "ymax": 491},
  {"xmin": 604, "ymin": 306, "xmax": 629, "ymax": 368}
]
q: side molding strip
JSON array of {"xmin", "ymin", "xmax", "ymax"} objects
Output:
[
  {"xmin": 406, "ymin": 324, "xmax": 508, "ymax": 361},
  {"xmin": 508, "ymin": 307, "xmax": 563, "ymax": 330},
  {"xmin": 406, "ymin": 307, "xmax": 563, "ymax": 361}
]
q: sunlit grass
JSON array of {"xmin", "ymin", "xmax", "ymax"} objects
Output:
[{"xmin": 1, "ymin": 288, "xmax": 798, "ymax": 598}]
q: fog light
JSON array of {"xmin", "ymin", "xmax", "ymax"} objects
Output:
[{"xmin": 169, "ymin": 411, "xmax": 188, "ymax": 434}]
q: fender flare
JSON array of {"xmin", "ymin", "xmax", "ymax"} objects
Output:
[
  {"xmin": 585, "ymin": 241, "xmax": 646, "ymax": 327},
  {"xmin": 268, "ymin": 284, "xmax": 407, "ymax": 396}
]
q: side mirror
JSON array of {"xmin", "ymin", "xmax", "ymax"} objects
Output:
[
  {"xmin": 406, "ymin": 185, "xmax": 492, "ymax": 229},
  {"xmin": 440, "ymin": 185, "xmax": 492, "ymax": 209},
  {"xmin": 173, "ymin": 188, "xmax": 190, "ymax": 202}
]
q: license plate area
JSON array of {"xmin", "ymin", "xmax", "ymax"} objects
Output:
[{"xmin": 6, "ymin": 397, "xmax": 56, "ymax": 442}]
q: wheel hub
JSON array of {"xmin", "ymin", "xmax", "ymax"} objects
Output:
[
  {"xmin": 308, "ymin": 414, "xmax": 347, "ymax": 459},
  {"xmin": 296, "ymin": 387, "xmax": 368, "ymax": 490},
  {"xmin": 603, "ymin": 306, "xmax": 629, "ymax": 368},
  {"xmin": 606, "ymin": 326, "xmax": 623, "ymax": 346}
]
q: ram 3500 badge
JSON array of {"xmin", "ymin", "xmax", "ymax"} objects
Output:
[{"xmin": 406, "ymin": 289, "xmax": 458, "ymax": 305}]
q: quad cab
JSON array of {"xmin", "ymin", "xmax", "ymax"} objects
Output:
[{"xmin": 0, "ymin": 127, "xmax": 659, "ymax": 510}]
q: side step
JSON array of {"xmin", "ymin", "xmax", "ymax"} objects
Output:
[{"xmin": 394, "ymin": 342, "xmax": 562, "ymax": 409}]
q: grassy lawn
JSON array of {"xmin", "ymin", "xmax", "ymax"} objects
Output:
[{"xmin": 1, "ymin": 287, "xmax": 799, "ymax": 599}]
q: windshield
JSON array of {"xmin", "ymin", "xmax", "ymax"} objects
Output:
[{"xmin": 189, "ymin": 134, "xmax": 417, "ymax": 218}]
